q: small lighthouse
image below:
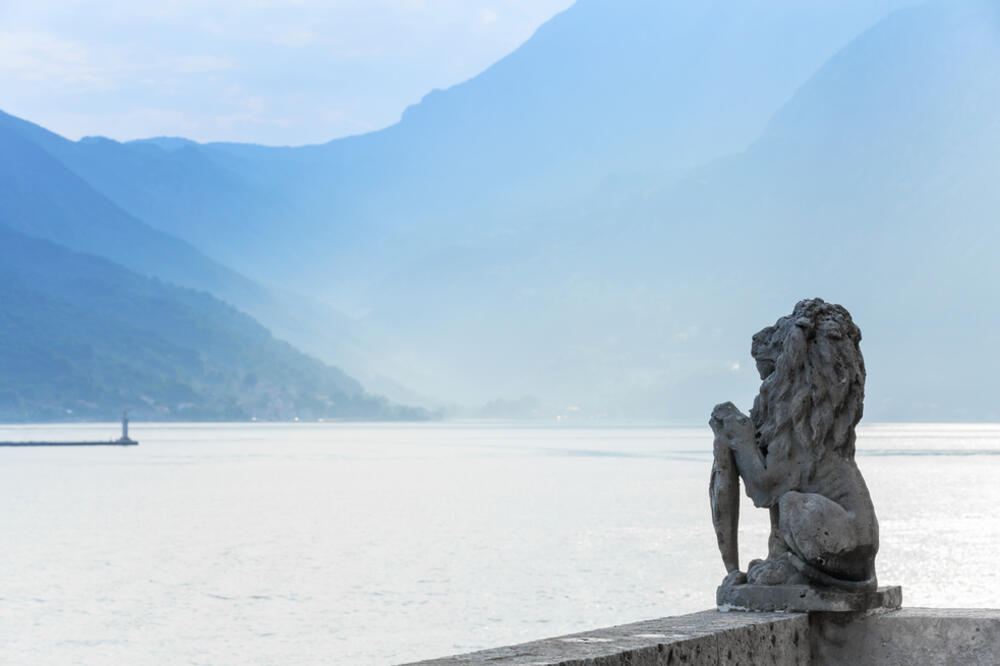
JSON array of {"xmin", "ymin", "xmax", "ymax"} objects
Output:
[{"xmin": 118, "ymin": 410, "xmax": 136, "ymax": 445}]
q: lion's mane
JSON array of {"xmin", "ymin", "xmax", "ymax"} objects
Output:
[{"xmin": 750, "ymin": 299, "xmax": 865, "ymax": 479}]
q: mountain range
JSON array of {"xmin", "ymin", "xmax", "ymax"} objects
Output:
[{"xmin": 2, "ymin": 0, "xmax": 998, "ymax": 421}]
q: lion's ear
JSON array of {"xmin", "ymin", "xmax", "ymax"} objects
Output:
[{"xmin": 794, "ymin": 316, "xmax": 812, "ymax": 329}]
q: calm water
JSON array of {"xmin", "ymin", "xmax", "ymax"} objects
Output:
[{"xmin": 0, "ymin": 422, "xmax": 997, "ymax": 665}]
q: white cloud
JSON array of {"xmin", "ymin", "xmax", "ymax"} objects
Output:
[
  {"xmin": 480, "ymin": 8, "xmax": 499, "ymax": 26},
  {"xmin": 0, "ymin": 0, "xmax": 575, "ymax": 144},
  {"xmin": 168, "ymin": 54, "xmax": 235, "ymax": 74},
  {"xmin": 672, "ymin": 325, "xmax": 699, "ymax": 342},
  {"xmin": 271, "ymin": 28, "xmax": 320, "ymax": 47},
  {"xmin": 0, "ymin": 31, "xmax": 100, "ymax": 85}
]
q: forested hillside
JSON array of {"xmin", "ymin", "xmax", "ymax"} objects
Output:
[{"xmin": 0, "ymin": 226, "xmax": 426, "ymax": 422}]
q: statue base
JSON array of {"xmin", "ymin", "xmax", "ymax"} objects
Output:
[{"xmin": 717, "ymin": 584, "xmax": 902, "ymax": 613}]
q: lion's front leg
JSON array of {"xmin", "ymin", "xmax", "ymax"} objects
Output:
[
  {"xmin": 710, "ymin": 401, "xmax": 761, "ymax": 584},
  {"xmin": 711, "ymin": 402, "xmax": 765, "ymax": 502},
  {"xmin": 711, "ymin": 402, "xmax": 787, "ymax": 508},
  {"xmin": 710, "ymin": 408, "xmax": 741, "ymax": 579}
]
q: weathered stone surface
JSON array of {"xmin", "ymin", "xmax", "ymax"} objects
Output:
[
  {"xmin": 811, "ymin": 607, "xmax": 1000, "ymax": 665},
  {"xmin": 718, "ymin": 584, "xmax": 901, "ymax": 613},
  {"xmin": 404, "ymin": 610, "xmax": 810, "ymax": 665},
  {"xmin": 411, "ymin": 607, "xmax": 1000, "ymax": 665},
  {"xmin": 710, "ymin": 299, "xmax": 883, "ymax": 603}
]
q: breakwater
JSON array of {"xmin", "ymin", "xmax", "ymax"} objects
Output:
[
  {"xmin": 0, "ymin": 440, "xmax": 138, "ymax": 447},
  {"xmin": 0, "ymin": 413, "xmax": 138, "ymax": 446}
]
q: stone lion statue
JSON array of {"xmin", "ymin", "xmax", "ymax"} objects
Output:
[{"xmin": 709, "ymin": 298, "xmax": 879, "ymax": 591}]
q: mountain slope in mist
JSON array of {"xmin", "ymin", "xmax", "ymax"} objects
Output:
[
  {"xmin": 0, "ymin": 114, "xmax": 397, "ymax": 402},
  {"xmin": 625, "ymin": 0, "xmax": 1000, "ymax": 420},
  {"xmin": 0, "ymin": 118, "xmax": 253, "ymax": 299},
  {"xmin": 0, "ymin": 111, "xmax": 301, "ymax": 278},
  {"xmin": 0, "ymin": 226, "xmax": 425, "ymax": 422}
]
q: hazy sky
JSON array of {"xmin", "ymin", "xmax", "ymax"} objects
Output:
[{"xmin": 0, "ymin": 0, "xmax": 573, "ymax": 145}]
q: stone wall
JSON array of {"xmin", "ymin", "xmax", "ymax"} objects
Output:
[
  {"xmin": 811, "ymin": 608, "xmax": 1000, "ymax": 665},
  {"xmin": 407, "ymin": 608, "xmax": 999, "ymax": 665}
]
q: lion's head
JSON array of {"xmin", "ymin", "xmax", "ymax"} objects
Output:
[{"xmin": 749, "ymin": 299, "xmax": 865, "ymax": 469}]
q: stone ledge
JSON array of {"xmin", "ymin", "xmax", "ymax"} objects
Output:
[
  {"xmin": 404, "ymin": 611, "xmax": 810, "ymax": 665},
  {"xmin": 405, "ymin": 607, "xmax": 1000, "ymax": 665},
  {"xmin": 811, "ymin": 607, "xmax": 1000, "ymax": 665}
]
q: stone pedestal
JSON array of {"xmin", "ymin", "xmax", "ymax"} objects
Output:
[{"xmin": 717, "ymin": 584, "xmax": 902, "ymax": 613}]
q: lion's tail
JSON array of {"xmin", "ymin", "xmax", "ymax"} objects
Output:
[{"xmin": 787, "ymin": 553, "xmax": 878, "ymax": 592}]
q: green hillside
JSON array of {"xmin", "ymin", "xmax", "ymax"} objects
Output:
[{"xmin": 0, "ymin": 226, "xmax": 427, "ymax": 422}]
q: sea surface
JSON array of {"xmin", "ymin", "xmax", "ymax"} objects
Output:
[{"xmin": 0, "ymin": 422, "xmax": 997, "ymax": 665}]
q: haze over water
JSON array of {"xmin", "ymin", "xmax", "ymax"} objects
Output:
[{"xmin": 0, "ymin": 422, "xmax": 996, "ymax": 665}]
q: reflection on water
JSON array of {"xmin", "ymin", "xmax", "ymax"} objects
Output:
[{"xmin": 0, "ymin": 422, "xmax": 997, "ymax": 665}]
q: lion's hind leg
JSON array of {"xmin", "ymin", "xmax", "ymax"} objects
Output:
[{"xmin": 778, "ymin": 491, "xmax": 877, "ymax": 590}]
